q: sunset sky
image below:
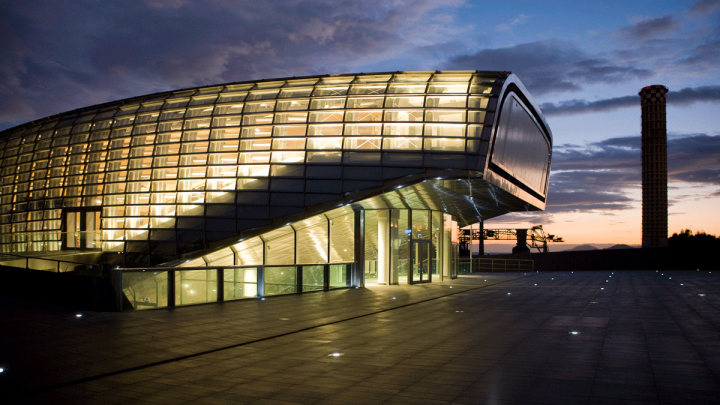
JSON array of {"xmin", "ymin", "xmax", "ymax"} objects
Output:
[{"xmin": 1, "ymin": 0, "xmax": 718, "ymax": 248}]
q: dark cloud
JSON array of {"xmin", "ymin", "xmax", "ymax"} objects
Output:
[
  {"xmin": 540, "ymin": 85, "xmax": 720, "ymax": 116},
  {"xmin": 689, "ymin": 0, "xmax": 720, "ymax": 14},
  {"xmin": 446, "ymin": 40, "xmax": 652, "ymax": 95},
  {"xmin": 534, "ymin": 134, "xmax": 720, "ymax": 215},
  {"xmin": 619, "ymin": 15, "xmax": 680, "ymax": 40},
  {"xmin": 0, "ymin": 0, "xmax": 470, "ymax": 130}
]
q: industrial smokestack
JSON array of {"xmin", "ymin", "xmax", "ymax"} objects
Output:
[{"xmin": 639, "ymin": 85, "xmax": 669, "ymax": 248}]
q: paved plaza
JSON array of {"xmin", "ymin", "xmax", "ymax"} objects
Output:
[{"xmin": 2, "ymin": 270, "xmax": 720, "ymax": 404}]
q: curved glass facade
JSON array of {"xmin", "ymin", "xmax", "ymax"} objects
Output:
[{"xmin": 0, "ymin": 71, "xmax": 552, "ymax": 297}]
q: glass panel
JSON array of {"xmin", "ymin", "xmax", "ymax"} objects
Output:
[
  {"xmin": 276, "ymin": 99, "xmax": 309, "ymax": 111},
  {"xmin": 345, "ymin": 123, "xmax": 381, "ymax": 136},
  {"xmin": 468, "ymin": 96, "xmax": 490, "ymax": 109},
  {"xmin": 307, "ymin": 137, "xmax": 342, "ymax": 150},
  {"xmin": 122, "ymin": 270, "xmax": 169, "ymax": 310},
  {"xmin": 412, "ymin": 210, "xmax": 430, "ymax": 239},
  {"xmin": 310, "ymin": 98, "xmax": 345, "ymax": 109},
  {"xmin": 425, "ymin": 95, "xmax": 467, "ymax": 108},
  {"xmin": 224, "ymin": 267, "xmax": 258, "ymax": 299},
  {"xmin": 346, "ymin": 97, "xmax": 383, "ymax": 109},
  {"xmin": 432, "ymin": 211, "xmax": 443, "ymax": 280},
  {"xmin": 302, "ymin": 265, "xmax": 324, "ymax": 291},
  {"xmin": 385, "ymin": 96, "xmax": 424, "ymax": 108},
  {"xmin": 306, "ymin": 151, "xmax": 341, "ymax": 163},
  {"xmin": 265, "ymin": 226, "xmax": 294, "ymax": 265},
  {"xmin": 296, "ymin": 219, "xmax": 328, "ymax": 264},
  {"xmin": 384, "ymin": 137, "xmax": 421, "ymax": 150},
  {"xmin": 329, "ymin": 264, "xmax": 350, "ymax": 288},
  {"xmin": 234, "ymin": 237, "xmax": 264, "ymax": 265},
  {"xmin": 329, "ymin": 212, "xmax": 354, "ymax": 263},
  {"xmin": 387, "ymin": 84, "xmax": 426, "ymax": 93},
  {"xmin": 424, "ymin": 138, "xmax": 465, "ymax": 152},
  {"xmin": 390, "ymin": 209, "xmax": 410, "ymax": 284},
  {"xmin": 412, "ymin": 242, "xmax": 431, "ymax": 282},
  {"xmin": 175, "ymin": 269, "xmax": 218, "ymax": 306},
  {"xmin": 363, "ymin": 210, "xmax": 378, "ymax": 285},
  {"xmin": 425, "ymin": 124, "xmax": 466, "ymax": 137},
  {"xmin": 425, "ymin": 110, "xmax": 466, "ymax": 122},
  {"xmin": 264, "ymin": 266, "xmax": 297, "ymax": 296},
  {"xmin": 344, "ymin": 137, "xmax": 381, "ymax": 150}
]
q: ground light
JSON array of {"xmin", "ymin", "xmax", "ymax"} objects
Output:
[
  {"xmin": 75, "ymin": 314, "xmax": 82, "ymax": 318},
  {"xmin": 327, "ymin": 352, "xmax": 344, "ymax": 357},
  {"xmin": 569, "ymin": 331, "xmax": 580, "ymax": 335}
]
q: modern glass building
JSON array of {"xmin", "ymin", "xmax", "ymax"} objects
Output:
[{"xmin": 0, "ymin": 71, "xmax": 552, "ymax": 309}]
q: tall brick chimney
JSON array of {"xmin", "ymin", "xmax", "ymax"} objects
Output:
[{"xmin": 639, "ymin": 85, "xmax": 669, "ymax": 248}]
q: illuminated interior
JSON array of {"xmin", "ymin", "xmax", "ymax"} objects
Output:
[{"xmin": 0, "ymin": 70, "xmax": 552, "ymax": 310}]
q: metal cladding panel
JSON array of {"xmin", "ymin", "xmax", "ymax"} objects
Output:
[
  {"xmin": 485, "ymin": 74, "xmax": 553, "ymax": 210},
  {"xmin": 0, "ymin": 70, "xmax": 551, "ymax": 263}
]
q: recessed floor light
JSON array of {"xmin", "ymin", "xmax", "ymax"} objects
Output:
[
  {"xmin": 328, "ymin": 352, "xmax": 344, "ymax": 357},
  {"xmin": 0, "ymin": 367, "xmax": 4, "ymax": 373},
  {"xmin": 507, "ymin": 293, "xmax": 511, "ymax": 295},
  {"xmin": 455, "ymin": 310, "xmax": 464, "ymax": 313},
  {"xmin": 75, "ymin": 314, "xmax": 82, "ymax": 318},
  {"xmin": 392, "ymin": 297, "xmax": 396, "ymax": 300},
  {"xmin": 569, "ymin": 331, "xmax": 580, "ymax": 335},
  {"xmin": 449, "ymin": 286, "xmax": 453, "ymax": 289},
  {"xmin": 699, "ymin": 294, "xmax": 706, "ymax": 297},
  {"xmin": 601, "ymin": 288, "xmax": 604, "ymax": 290}
]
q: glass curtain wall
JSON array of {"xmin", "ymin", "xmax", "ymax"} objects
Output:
[{"xmin": 364, "ymin": 208, "xmax": 456, "ymax": 286}]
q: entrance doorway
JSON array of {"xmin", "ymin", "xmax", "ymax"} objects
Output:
[
  {"xmin": 411, "ymin": 240, "xmax": 431, "ymax": 284},
  {"xmin": 62, "ymin": 208, "xmax": 101, "ymax": 250}
]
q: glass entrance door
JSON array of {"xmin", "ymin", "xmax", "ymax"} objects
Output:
[{"xmin": 411, "ymin": 240, "xmax": 431, "ymax": 284}]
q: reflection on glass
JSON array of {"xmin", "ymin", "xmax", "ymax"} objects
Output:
[
  {"xmin": 302, "ymin": 265, "xmax": 324, "ymax": 291},
  {"xmin": 175, "ymin": 269, "xmax": 217, "ymax": 306},
  {"xmin": 264, "ymin": 266, "xmax": 297, "ymax": 295},
  {"xmin": 224, "ymin": 267, "xmax": 258, "ymax": 299},
  {"xmin": 122, "ymin": 271, "xmax": 169, "ymax": 310},
  {"xmin": 329, "ymin": 264, "xmax": 350, "ymax": 288}
]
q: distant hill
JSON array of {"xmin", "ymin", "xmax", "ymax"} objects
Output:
[
  {"xmin": 565, "ymin": 244, "xmax": 599, "ymax": 251},
  {"xmin": 605, "ymin": 244, "xmax": 635, "ymax": 250}
]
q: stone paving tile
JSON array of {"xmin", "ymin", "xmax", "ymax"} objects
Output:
[{"xmin": 4, "ymin": 271, "xmax": 720, "ymax": 404}]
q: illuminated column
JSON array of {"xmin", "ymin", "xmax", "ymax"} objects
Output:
[
  {"xmin": 442, "ymin": 215, "xmax": 451, "ymax": 278},
  {"xmin": 377, "ymin": 210, "xmax": 390, "ymax": 285},
  {"xmin": 639, "ymin": 85, "xmax": 669, "ymax": 248}
]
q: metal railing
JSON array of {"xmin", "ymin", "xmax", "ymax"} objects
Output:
[
  {"xmin": 458, "ymin": 258, "xmax": 534, "ymax": 273},
  {"xmin": 113, "ymin": 263, "xmax": 355, "ymax": 311}
]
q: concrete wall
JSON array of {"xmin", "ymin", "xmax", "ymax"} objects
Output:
[{"xmin": 491, "ymin": 247, "xmax": 716, "ymax": 271}]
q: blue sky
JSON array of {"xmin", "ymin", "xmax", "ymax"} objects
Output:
[{"xmin": 1, "ymin": 0, "xmax": 718, "ymax": 245}]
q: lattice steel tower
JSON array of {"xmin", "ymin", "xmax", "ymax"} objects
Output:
[{"xmin": 639, "ymin": 85, "xmax": 669, "ymax": 248}]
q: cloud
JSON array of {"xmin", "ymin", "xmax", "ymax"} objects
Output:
[
  {"xmin": 495, "ymin": 14, "xmax": 530, "ymax": 34},
  {"xmin": 446, "ymin": 40, "xmax": 652, "ymax": 95},
  {"xmin": 0, "ymin": 0, "xmax": 471, "ymax": 131},
  {"xmin": 540, "ymin": 85, "xmax": 720, "ymax": 116},
  {"xmin": 689, "ymin": 0, "xmax": 720, "ymax": 15},
  {"xmin": 533, "ymin": 134, "xmax": 720, "ymax": 216},
  {"xmin": 619, "ymin": 15, "xmax": 680, "ymax": 40}
]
